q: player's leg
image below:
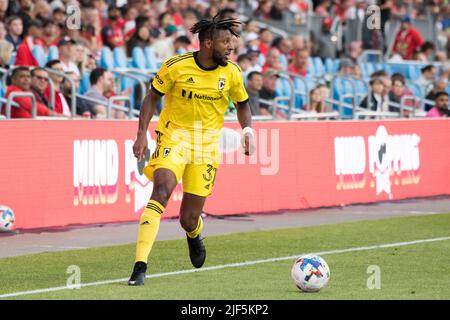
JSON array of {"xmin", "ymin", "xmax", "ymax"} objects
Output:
[
  {"xmin": 180, "ymin": 162, "xmax": 218, "ymax": 268},
  {"xmin": 128, "ymin": 168, "xmax": 177, "ymax": 286},
  {"xmin": 179, "ymin": 192, "xmax": 207, "ymax": 268}
]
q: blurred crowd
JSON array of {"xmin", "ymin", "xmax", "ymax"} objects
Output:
[{"xmin": 0, "ymin": 0, "xmax": 449, "ymax": 119}]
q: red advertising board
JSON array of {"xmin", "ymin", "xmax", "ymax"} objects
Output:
[{"xmin": 1, "ymin": 119, "xmax": 449, "ymax": 230}]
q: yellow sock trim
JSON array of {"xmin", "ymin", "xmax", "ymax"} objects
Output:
[
  {"xmin": 135, "ymin": 200, "xmax": 165, "ymax": 263},
  {"xmin": 187, "ymin": 216, "xmax": 203, "ymax": 239}
]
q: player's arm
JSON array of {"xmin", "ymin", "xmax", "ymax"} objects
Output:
[
  {"xmin": 236, "ymin": 100, "xmax": 256, "ymax": 156},
  {"xmin": 133, "ymin": 89, "xmax": 162, "ymax": 161}
]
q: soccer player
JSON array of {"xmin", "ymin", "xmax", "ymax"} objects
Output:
[{"xmin": 128, "ymin": 14, "xmax": 255, "ymax": 286}]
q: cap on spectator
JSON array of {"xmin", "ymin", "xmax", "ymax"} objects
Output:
[
  {"xmin": 57, "ymin": 36, "xmax": 76, "ymax": 46},
  {"xmin": 245, "ymin": 32, "xmax": 259, "ymax": 42},
  {"xmin": 165, "ymin": 24, "xmax": 178, "ymax": 36},
  {"xmin": 246, "ymin": 46, "xmax": 261, "ymax": 55},
  {"xmin": 263, "ymin": 68, "xmax": 280, "ymax": 78},
  {"xmin": 401, "ymin": 16, "xmax": 412, "ymax": 24}
]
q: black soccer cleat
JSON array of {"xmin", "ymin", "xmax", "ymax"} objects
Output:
[
  {"xmin": 128, "ymin": 261, "xmax": 147, "ymax": 286},
  {"xmin": 187, "ymin": 234, "xmax": 206, "ymax": 268}
]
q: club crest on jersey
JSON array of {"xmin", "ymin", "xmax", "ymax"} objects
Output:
[
  {"xmin": 163, "ymin": 148, "xmax": 171, "ymax": 158},
  {"xmin": 218, "ymin": 78, "xmax": 226, "ymax": 91}
]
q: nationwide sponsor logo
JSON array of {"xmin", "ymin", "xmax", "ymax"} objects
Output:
[{"xmin": 334, "ymin": 125, "xmax": 421, "ymax": 198}]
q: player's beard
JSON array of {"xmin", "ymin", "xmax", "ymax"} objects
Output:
[{"xmin": 212, "ymin": 49, "xmax": 228, "ymax": 67}]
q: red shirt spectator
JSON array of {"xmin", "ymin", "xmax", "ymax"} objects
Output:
[
  {"xmin": 5, "ymin": 85, "xmax": 50, "ymax": 118},
  {"xmin": 14, "ymin": 19, "xmax": 45, "ymax": 67},
  {"xmin": 392, "ymin": 17, "xmax": 424, "ymax": 60},
  {"xmin": 2, "ymin": 67, "xmax": 54, "ymax": 118}
]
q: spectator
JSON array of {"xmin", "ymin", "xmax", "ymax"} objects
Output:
[
  {"xmin": 270, "ymin": 0, "xmax": 292, "ymax": 21},
  {"xmin": 5, "ymin": 16, "xmax": 23, "ymax": 52},
  {"xmin": 52, "ymin": 7, "xmax": 66, "ymax": 26},
  {"xmin": 347, "ymin": 41, "xmax": 363, "ymax": 65},
  {"xmin": 273, "ymin": 37, "xmax": 293, "ymax": 67},
  {"xmin": 42, "ymin": 19, "xmax": 60, "ymax": 49},
  {"xmin": 3, "ymin": 66, "xmax": 60, "ymax": 118},
  {"xmin": 392, "ymin": 16, "xmax": 424, "ymax": 60},
  {"xmin": 426, "ymin": 91, "xmax": 450, "ymax": 117},
  {"xmin": 258, "ymin": 28, "xmax": 273, "ymax": 56},
  {"xmin": 32, "ymin": 0, "xmax": 51, "ymax": 21},
  {"xmin": 101, "ymin": 4, "xmax": 125, "ymax": 50},
  {"xmin": 237, "ymin": 54, "xmax": 251, "ymax": 81},
  {"xmin": 45, "ymin": 59, "xmax": 71, "ymax": 116},
  {"xmin": 30, "ymin": 67, "xmax": 50, "ymax": 107},
  {"xmin": 425, "ymin": 80, "xmax": 447, "ymax": 111},
  {"xmin": 254, "ymin": 0, "xmax": 272, "ymax": 21},
  {"xmin": 82, "ymin": 67, "xmax": 115, "ymax": 119},
  {"xmin": 288, "ymin": 48, "xmax": 309, "ymax": 77},
  {"xmin": 418, "ymin": 41, "xmax": 436, "ymax": 62},
  {"xmin": 16, "ymin": 0, "xmax": 33, "ymax": 37},
  {"xmin": 62, "ymin": 71, "xmax": 89, "ymax": 117},
  {"xmin": 304, "ymin": 86, "xmax": 326, "ymax": 113},
  {"xmin": 57, "ymin": 37, "xmax": 80, "ymax": 76},
  {"xmin": 262, "ymin": 47, "xmax": 284, "ymax": 72},
  {"xmin": 80, "ymin": 5, "xmax": 103, "ymax": 53},
  {"xmin": 246, "ymin": 47, "xmax": 263, "ymax": 72},
  {"xmin": 416, "ymin": 64, "xmax": 436, "ymax": 92},
  {"xmin": 245, "ymin": 71, "xmax": 264, "ymax": 115},
  {"xmin": 173, "ymin": 35, "xmax": 191, "ymax": 55},
  {"xmin": 360, "ymin": 78, "xmax": 389, "ymax": 112},
  {"xmin": 126, "ymin": 16, "xmax": 152, "ymax": 56},
  {"xmin": 15, "ymin": 19, "xmax": 44, "ymax": 67},
  {"xmin": 259, "ymin": 69, "xmax": 279, "ymax": 116},
  {"xmin": 0, "ymin": 40, "xmax": 13, "ymax": 68},
  {"xmin": 0, "ymin": 0, "xmax": 8, "ymax": 21},
  {"xmin": 338, "ymin": 58, "xmax": 355, "ymax": 76},
  {"xmin": 388, "ymin": 73, "xmax": 416, "ymax": 112},
  {"xmin": 0, "ymin": 21, "xmax": 8, "ymax": 41}
]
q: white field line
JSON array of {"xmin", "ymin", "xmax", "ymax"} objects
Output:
[{"xmin": 1, "ymin": 235, "xmax": 449, "ymax": 299}]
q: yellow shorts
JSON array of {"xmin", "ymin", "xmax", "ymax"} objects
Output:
[{"xmin": 143, "ymin": 144, "xmax": 219, "ymax": 197}]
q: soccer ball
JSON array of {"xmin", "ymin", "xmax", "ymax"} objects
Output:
[
  {"xmin": 291, "ymin": 255, "xmax": 330, "ymax": 292},
  {"xmin": 0, "ymin": 205, "xmax": 15, "ymax": 231}
]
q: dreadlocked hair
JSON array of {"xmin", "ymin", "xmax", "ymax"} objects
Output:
[{"xmin": 190, "ymin": 12, "xmax": 242, "ymax": 43}]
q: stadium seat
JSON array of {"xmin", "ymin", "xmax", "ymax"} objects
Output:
[
  {"xmin": 99, "ymin": 47, "xmax": 114, "ymax": 70},
  {"xmin": 48, "ymin": 46, "xmax": 59, "ymax": 61},
  {"xmin": 32, "ymin": 45, "xmax": 47, "ymax": 67},
  {"xmin": 132, "ymin": 47, "xmax": 147, "ymax": 69},
  {"xmin": 408, "ymin": 64, "xmax": 422, "ymax": 80},
  {"xmin": 312, "ymin": 57, "xmax": 325, "ymax": 76},
  {"xmin": 113, "ymin": 47, "xmax": 128, "ymax": 68},
  {"xmin": 144, "ymin": 47, "xmax": 159, "ymax": 70},
  {"xmin": 407, "ymin": 82, "xmax": 424, "ymax": 99},
  {"xmin": 293, "ymin": 76, "xmax": 316, "ymax": 109},
  {"xmin": 278, "ymin": 54, "xmax": 288, "ymax": 70},
  {"xmin": 332, "ymin": 77, "xmax": 356, "ymax": 118},
  {"xmin": 79, "ymin": 72, "xmax": 91, "ymax": 95}
]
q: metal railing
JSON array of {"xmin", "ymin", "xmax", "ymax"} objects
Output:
[
  {"xmin": 76, "ymin": 94, "xmax": 136, "ymax": 119},
  {"xmin": 5, "ymin": 92, "xmax": 36, "ymax": 119}
]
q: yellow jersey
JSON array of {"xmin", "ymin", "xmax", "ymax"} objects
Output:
[{"xmin": 150, "ymin": 51, "xmax": 248, "ymax": 150}]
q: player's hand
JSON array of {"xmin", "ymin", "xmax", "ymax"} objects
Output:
[
  {"xmin": 133, "ymin": 132, "xmax": 148, "ymax": 162},
  {"xmin": 242, "ymin": 131, "xmax": 256, "ymax": 156}
]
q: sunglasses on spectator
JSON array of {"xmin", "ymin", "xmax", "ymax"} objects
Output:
[{"xmin": 34, "ymin": 75, "xmax": 49, "ymax": 82}]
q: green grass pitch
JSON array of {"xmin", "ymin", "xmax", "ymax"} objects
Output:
[{"xmin": 1, "ymin": 213, "xmax": 450, "ymax": 300}]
